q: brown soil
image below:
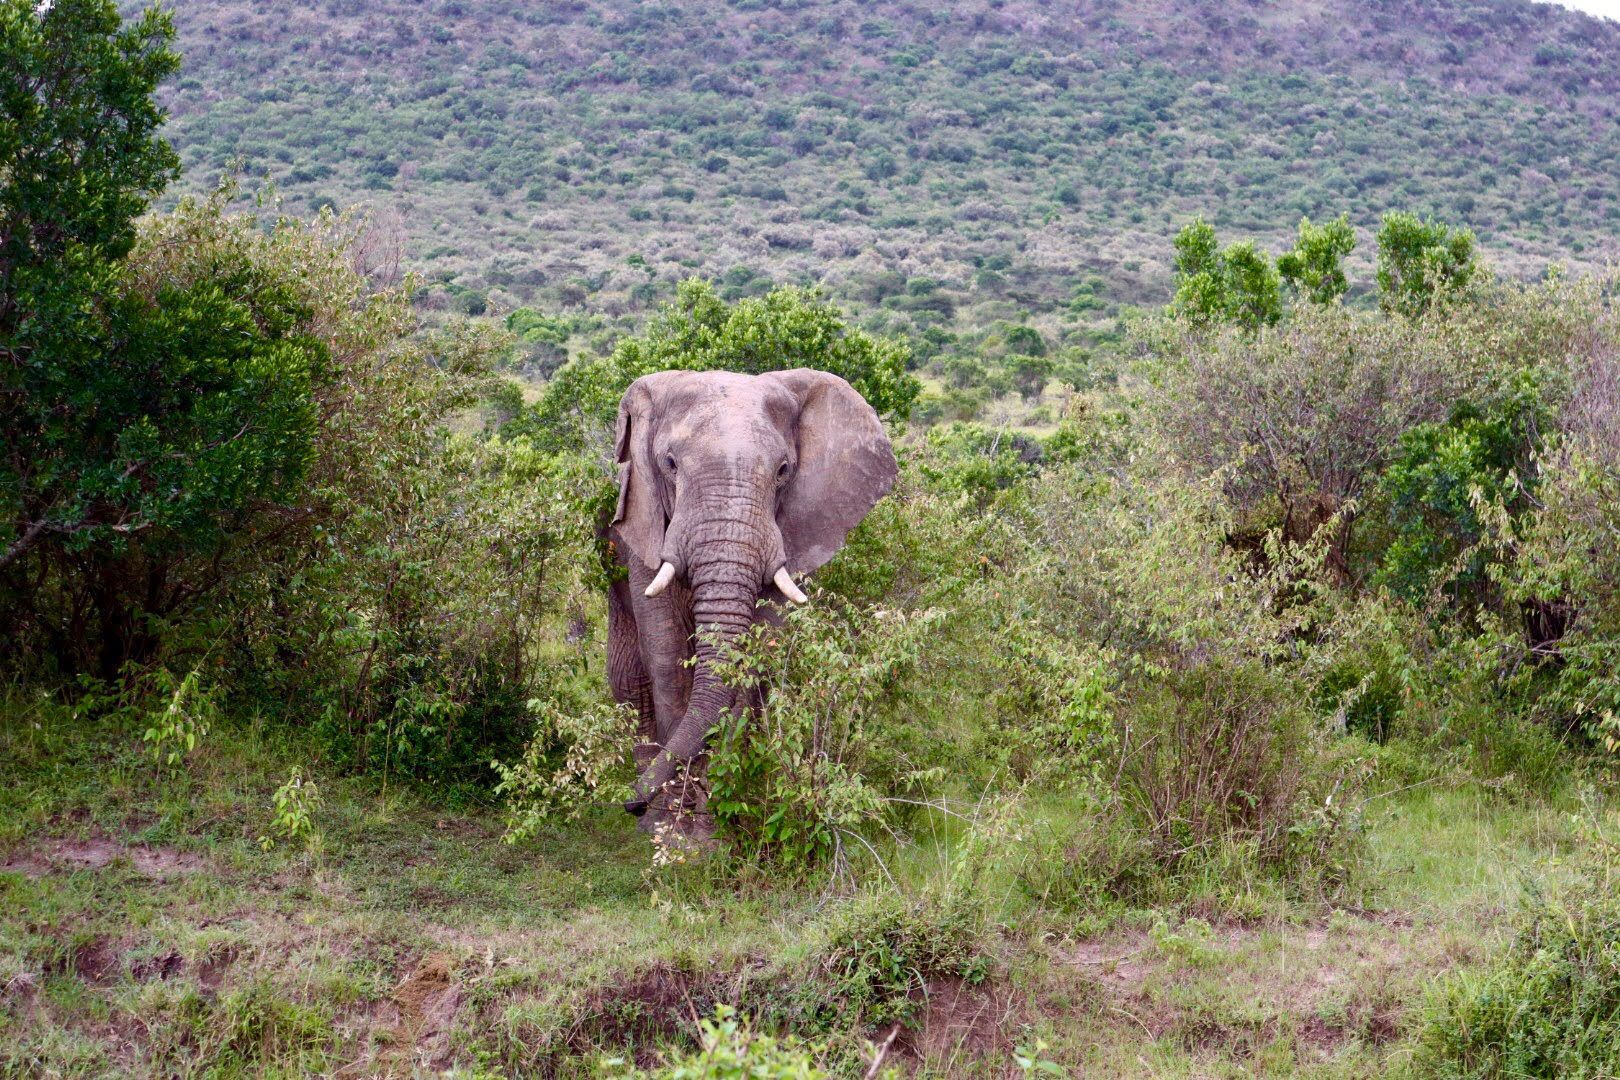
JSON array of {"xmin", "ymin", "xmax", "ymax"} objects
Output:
[
  {"xmin": 68, "ymin": 937, "xmax": 122, "ymax": 986},
  {"xmin": 131, "ymin": 950, "xmax": 185, "ymax": 983},
  {"xmin": 1, "ymin": 970, "xmax": 40, "ymax": 1012},
  {"xmin": 197, "ymin": 944, "xmax": 238, "ymax": 992},
  {"xmin": 392, "ymin": 953, "xmax": 462, "ymax": 1071},
  {"xmin": 569, "ymin": 961, "xmax": 710, "ymax": 1064},
  {"xmin": 1070, "ymin": 930, "xmax": 1153, "ymax": 995},
  {"xmin": 1, "ymin": 837, "xmax": 205, "ymax": 879},
  {"xmin": 1066, "ymin": 909, "xmax": 1418, "ymax": 1063},
  {"xmin": 898, "ymin": 976, "xmax": 1015, "ymax": 1064}
]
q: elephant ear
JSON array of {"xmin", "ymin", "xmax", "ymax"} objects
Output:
[
  {"xmin": 767, "ymin": 369, "xmax": 898, "ymax": 575},
  {"xmin": 613, "ymin": 371, "xmax": 681, "ymax": 570}
]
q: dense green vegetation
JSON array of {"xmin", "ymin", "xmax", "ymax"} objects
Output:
[
  {"xmin": 146, "ymin": 0, "xmax": 1620, "ymax": 428},
  {"xmin": 5, "ymin": 0, "xmax": 1620, "ymax": 1076}
]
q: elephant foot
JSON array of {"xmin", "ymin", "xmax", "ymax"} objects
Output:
[
  {"xmin": 637, "ymin": 754, "xmax": 716, "ymax": 851},
  {"xmin": 627, "ymin": 742, "xmax": 663, "ymax": 815}
]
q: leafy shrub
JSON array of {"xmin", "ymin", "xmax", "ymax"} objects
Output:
[
  {"xmin": 76, "ymin": 193, "xmax": 606, "ymax": 788},
  {"xmin": 240, "ymin": 433, "xmax": 599, "ymax": 790},
  {"xmin": 142, "ymin": 666, "xmax": 217, "ymax": 773},
  {"xmin": 814, "ymin": 452, "xmax": 1028, "ymax": 612},
  {"xmin": 916, "ymin": 422, "xmax": 1043, "ymax": 508},
  {"xmin": 495, "ymin": 696, "xmax": 637, "ymax": 840},
  {"xmin": 804, "ymin": 886, "xmax": 990, "ymax": 1027},
  {"xmin": 1028, "ymin": 464, "xmax": 1371, "ymax": 886},
  {"xmin": 3, "ymin": 180, "xmax": 333, "ymax": 676},
  {"xmin": 259, "ymin": 767, "xmax": 323, "ymax": 855},
  {"xmin": 1139, "ymin": 301, "xmax": 1481, "ymax": 577},
  {"xmin": 607, "ymin": 1005, "xmax": 829, "ymax": 1079},
  {"xmin": 973, "ymin": 622, "xmax": 1118, "ymax": 786},
  {"xmin": 705, "ymin": 600, "xmax": 947, "ymax": 874},
  {"xmin": 1413, "ymin": 857, "xmax": 1620, "ymax": 1077},
  {"xmin": 512, "ymin": 279, "xmax": 919, "ymax": 460},
  {"xmin": 1316, "ymin": 657, "xmax": 1405, "ymax": 743},
  {"xmin": 1276, "ymin": 213, "xmax": 1355, "ymax": 305},
  {"xmin": 1503, "ymin": 437, "xmax": 1620, "ymax": 753},
  {"xmin": 1374, "ymin": 368, "xmax": 1552, "ymax": 606},
  {"xmin": 1376, "ymin": 211, "xmax": 1484, "ymax": 317},
  {"xmin": 1170, "ymin": 218, "xmax": 1282, "ymax": 330}
]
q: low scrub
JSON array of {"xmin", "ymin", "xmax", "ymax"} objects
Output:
[
  {"xmin": 802, "ymin": 887, "xmax": 991, "ymax": 1029},
  {"xmin": 604, "ymin": 1005, "xmax": 829, "ymax": 1079},
  {"xmin": 1412, "ymin": 856, "xmax": 1620, "ymax": 1078}
]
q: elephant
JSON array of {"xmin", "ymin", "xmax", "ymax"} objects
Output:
[{"xmin": 605, "ymin": 368, "xmax": 897, "ymax": 839}]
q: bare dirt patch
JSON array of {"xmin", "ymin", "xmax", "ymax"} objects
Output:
[
  {"xmin": 196, "ymin": 944, "xmax": 238, "ymax": 993},
  {"xmin": 561, "ymin": 959, "xmax": 778, "ymax": 1066},
  {"xmin": 1, "ymin": 970, "xmax": 40, "ymax": 1013},
  {"xmin": 131, "ymin": 950, "xmax": 185, "ymax": 983},
  {"xmin": 570, "ymin": 961, "xmax": 707, "ymax": 1064},
  {"xmin": 1069, "ymin": 930, "xmax": 1153, "ymax": 995},
  {"xmin": 392, "ymin": 952, "xmax": 462, "ymax": 1071},
  {"xmin": 1065, "ymin": 909, "xmax": 1420, "ymax": 1063},
  {"xmin": 898, "ymin": 976, "xmax": 1017, "ymax": 1064},
  {"xmin": 1, "ymin": 837, "xmax": 205, "ymax": 879},
  {"xmin": 67, "ymin": 936, "xmax": 122, "ymax": 986}
]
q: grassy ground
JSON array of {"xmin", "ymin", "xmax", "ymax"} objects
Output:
[{"xmin": 0, "ymin": 700, "xmax": 1596, "ymax": 1078}]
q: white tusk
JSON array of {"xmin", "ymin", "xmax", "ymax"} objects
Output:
[
  {"xmin": 644, "ymin": 561, "xmax": 676, "ymax": 597},
  {"xmin": 773, "ymin": 566, "xmax": 809, "ymax": 604}
]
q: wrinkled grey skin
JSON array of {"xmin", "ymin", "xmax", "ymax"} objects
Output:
[{"xmin": 606, "ymin": 369, "xmax": 896, "ymax": 824}]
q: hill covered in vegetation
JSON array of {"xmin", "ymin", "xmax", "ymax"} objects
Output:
[
  {"xmin": 9, "ymin": 2, "xmax": 1620, "ymax": 1074},
  {"xmin": 157, "ymin": 0, "xmax": 1620, "ymax": 335}
]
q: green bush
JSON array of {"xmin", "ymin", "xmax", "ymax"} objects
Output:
[
  {"xmin": 1276, "ymin": 213, "xmax": 1355, "ymax": 305},
  {"xmin": 1169, "ymin": 218, "xmax": 1282, "ymax": 330},
  {"xmin": 705, "ymin": 600, "xmax": 946, "ymax": 873},
  {"xmin": 1376, "ymin": 211, "xmax": 1484, "ymax": 317},
  {"xmin": 511, "ymin": 279, "xmax": 919, "ymax": 459},
  {"xmin": 50, "ymin": 193, "xmax": 603, "ymax": 790},
  {"xmin": 916, "ymin": 422, "xmax": 1043, "ymax": 508},
  {"xmin": 241, "ymin": 431, "xmax": 600, "ymax": 790},
  {"xmin": 1027, "ymin": 464, "xmax": 1372, "ymax": 888},
  {"xmin": 607, "ymin": 1006, "xmax": 828, "ymax": 1079},
  {"xmin": 1372, "ymin": 340, "xmax": 1566, "ymax": 609},
  {"xmin": 1503, "ymin": 434, "xmax": 1620, "ymax": 755},
  {"xmin": 804, "ymin": 887, "xmax": 989, "ymax": 1028},
  {"xmin": 1413, "ymin": 859, "xmax": 1620, "ymax": 1078}
]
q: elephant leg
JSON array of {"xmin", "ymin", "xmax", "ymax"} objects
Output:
[{"xmin": 607, "ymin": 576, "xmax": 656, "ymax": 742}]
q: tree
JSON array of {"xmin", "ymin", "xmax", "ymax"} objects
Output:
[
  {"xmin": 0, "ymin": 0, "xmax": 180, "ymax": 325},
  {"xmin": 0, "ymin": 2, "xmax": 371, "ymax": 677},
  {"xmin": 1277, "ymin": 214, "xmax": 1356, "ymax": 305},
  {"xmin": 1170, "ymin": 218, "xmax": 1282, "ymax": 331},
  {"xmin": 1376, "ymin": 211, "xmax": 1483, "ymax": 317},
  {"xmin": 1140, "ymin": 302, "xmax": 1487, "ymax": 582},
  {"xmin": 2, "ymin": 0, "xmax": 181, "ymax": 577},
  {"xmin": 513, "ymin": 278, "xmax": 919, "ymax": 460},
  {"xmin": 1007, "ymin": 354, "xmax": 1055, "ymax": 403},
  {"xmin": 1375, "ymin": 371, "xmax": 1549, "ymax": 606},
  {"xmin": 1002, "ymin": 324, "xmax": 1047, "ymax": 357},
  {"xmin": 1220, "ymin": 241, "xmax": 1284, "ymax": 330},
  {"xmin": 2, "ymin": 183, "xmax": 346, "ymax": 676}
]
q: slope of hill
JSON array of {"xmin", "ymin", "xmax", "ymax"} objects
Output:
[{"xmin": 154, "ymin": 0, "xmax": 1620, "ymax": 333}]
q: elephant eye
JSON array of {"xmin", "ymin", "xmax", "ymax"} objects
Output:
[
  {"xmin": 776, "ymin": 460, "xmax": 791, "ymax": 480},
  {"xmin": 663, "ymin": 453, "xmax": 676, "ymax": 471}
]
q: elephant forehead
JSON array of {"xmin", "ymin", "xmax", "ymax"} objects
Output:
[{"xmin": 666, "ymin": 377, "xmax": 794, "ymax": 447}]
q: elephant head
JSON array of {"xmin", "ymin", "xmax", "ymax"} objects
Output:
[{"xmin": 612, "ymin": 368, "xmax": 897, "ymax": 815}]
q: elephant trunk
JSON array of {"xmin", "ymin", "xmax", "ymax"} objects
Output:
[{"xmin": 626, "ymin": 498, "xmax": 776, "ymax": 815}]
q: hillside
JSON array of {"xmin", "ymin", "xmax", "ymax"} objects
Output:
[
  {"xmin": 10, "ymin": 3, "xmax": 1620, "ymax": 1074},
  {"xmin": 153, "ymin": 0, "xmax": 1620, "ymax": 336}
]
